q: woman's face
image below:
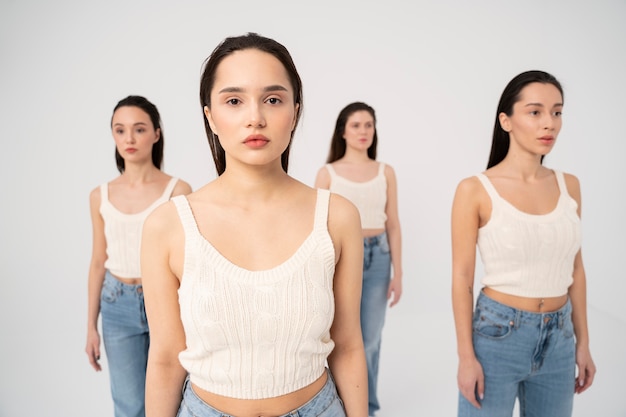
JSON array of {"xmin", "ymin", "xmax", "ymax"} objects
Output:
[
  {"xmin": 343, "ymin": 110, "xmax": 375, "ymax": 152},
  {"xmin": 500, "ymin": 82, "xmax": 563, "ymax": 158},
  {"xmin": 204, "ymin": 48, "xmax": 298, "ymax": 171},
  {"xmin": 111, "ymin": 106, "xmax": 159, "ymax": 164}
]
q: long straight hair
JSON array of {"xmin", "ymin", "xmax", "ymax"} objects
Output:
[
  {"xmin": 487, "ymin": 70, "xmax": 563, "ymax": 169},
  {"xmin": 326, "ymin": 102, "xmax": 378, "ymax": 163},
  {"xmin": 112, "ymin": 95, "xmax": 164, "ymax": 173},
  {"xmin": 199, "ymin": 33, "xmax": 303, "ymax": 175}
]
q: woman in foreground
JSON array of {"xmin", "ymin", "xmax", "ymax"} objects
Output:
[{"xmin": 141, "ymin": 33, "xmax": 368, "ymax": 417}]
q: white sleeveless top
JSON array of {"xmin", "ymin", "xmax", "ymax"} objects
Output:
[
  {"xmin": 101, "ymin": 177, "xmax": 178, "ymax": 278},
  {"xmin": 174, "ymin": 188, "xmax": 336, "ymax": 399},
  {"xmin": 476, "ymin": 170, "xmax": 581, "ymax": 297},
  {"xmin": 326, "ymin": 162, "xmax": 387, "ymax": 229}
]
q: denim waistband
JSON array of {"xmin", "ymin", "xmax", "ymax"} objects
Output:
[
  {"xmin": 363, "ymin": 231, "xmax": 387, "ymax": 246},
  {"xmin": 181, "ymin": 368, "xmax": 338, "ymax": 416},
  {"xmin": 104, "ymin": 270, "xmax": 143, "ymax": 293},
  {"xmin": 477, "ymin": 290, "xmax": 571, "ymax": 328}
]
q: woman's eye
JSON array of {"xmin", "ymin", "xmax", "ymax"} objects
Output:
[
  {"xmin": 267, "ymin": 97, "xmax": 281, "ymax": 104},
  {"xmin": 227, "ymin": 98, "xmax": 240, "ymax": 105}
]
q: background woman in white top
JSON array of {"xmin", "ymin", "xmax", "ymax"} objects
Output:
[
  {"xmin": 315, "ymin": 102, "xmax": 403, "ymax": 417},
  {"xmin": 451, "ymin": 70, "xmax": 596, "ymax": 416},
  {"xmin": 85, "ymin": 95, "xmax": 191, "ymax": 417},
  {"xmin": 141, "ymin": 33, "xmax": 367, "ymax": 417}
]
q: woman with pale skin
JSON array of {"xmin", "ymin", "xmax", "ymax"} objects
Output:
[
  {"xmin": 315, "ymin": 102, "xmax": 402, "ymax": 417},
  {"xmin": 85, "ymin": 95, "xmax": 192, "ymax": 417},
  {"xmin": 451, "ymin": 70, "xmax": 596, "ymax": 417},
  {"xmin": 141, "ymin": 33, "xmax": 368, "ymax": 417}
]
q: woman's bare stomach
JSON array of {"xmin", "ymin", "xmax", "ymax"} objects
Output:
[
  {"xmin": 482, "ymin": 287, "xmax": 568, "ymax": 313},
  {"xmin": 190, "ymin": 371, "xmax": 327, "ymax": 417},
  {"xmin": 362, "ymin": 228, "xmax": 385, "ymax": 238},
  {"xmin": 110, "ymin": 273, "xmax": 141, "ymax": 286}
]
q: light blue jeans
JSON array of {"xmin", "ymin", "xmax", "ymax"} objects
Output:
[
  {"xmin": 361, "ymin": 232, "xmax": 391, "ymax": 416},
  {"xmin": 101, "ymin": 271, "xmax": 150, "ymax": 417},
  {"xmin": 458, "ymin": 291, "xmax": 575, "ymax": 417},
  {"xmin": 177, "ymin": 369, "xmax": 346, "ymax": 416}
]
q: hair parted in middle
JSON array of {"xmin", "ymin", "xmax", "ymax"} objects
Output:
[
  {"xmin": 111, "ymin": 95, "xmax": 164, "ymax": 174},
  {"xmin": 199, "ymin": 32, "xmax": 304, "ymax": 175},
  {"xmin": 326, "ymin": 101, "xmax": 378, "ymax": 163}
]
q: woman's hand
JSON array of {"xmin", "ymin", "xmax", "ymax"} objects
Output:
[
  {"xmin": 458, "ymin": 356, "xmax": 484, "ymax": 409},
  {"xmin": 575, "ymin": 345, "xmax": 596, "ymax": 394},
  {"xmin": 85, "ymin": 328, "xmax": 102, "ymax": 371}
]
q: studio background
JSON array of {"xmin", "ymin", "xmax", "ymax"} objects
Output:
[{"xmin": 1, "ymin": 1, "xmax": 624, "ymax": 416}]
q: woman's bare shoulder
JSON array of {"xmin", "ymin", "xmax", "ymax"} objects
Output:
[{"xmin": 144, "ymin": 199, "xmax": 181, "ymax": 235}]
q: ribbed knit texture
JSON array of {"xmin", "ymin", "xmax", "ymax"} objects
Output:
[
  {"xmin": 476, "ymin": 171, "xmax": 581, "ymax": 297},
  {"xmin": 326, "ymin": 162, "xmax": 387, "ymax": 229},
  {"xmin": 174, "ymin": 189, "xmax": 336, "ymax": 399},
  {"xmin": 101, "ymin": 177, "xmax": 178, "ymax": 278}
]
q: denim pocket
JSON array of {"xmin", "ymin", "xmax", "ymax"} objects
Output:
[
  {"xmin": 377, "ymin": 234, "xmax": 390, "ymax": 254},
  {"xmin": 473, "ymin": 307, "xmax": 513, "ymax": 339},
  {"xmin": 561, "ymin": 311, "xmax": 574, "ymax": 339},
  {"xmin": 101, "ymin": 276, "xmax": 119, "ymax": 303}
]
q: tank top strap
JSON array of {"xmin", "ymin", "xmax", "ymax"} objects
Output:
[
  {"xmin": 313, "ymin": 188, "xmax": 330, "ymax": 233},
  {"xmin": 99, "ymin": 183, "xmax": 109, "ymax": 209},
  {"xmin": 162, "ymin": 177, "xmax": 179, "ymax": 199},
  {"xmin": 377, "ymin": 162, "xmax": 386, "ymax": 177},
  {"xmin": 475, "ymin": 173, "xmax": 501, "ymax": 203},
  {"xmin": 325, "ymin": 163, "xmax": 338, "ymax": 179},
  {"xmin": 172, "ymin": 195, "xmax": 198, "ymax": 239},
  {"xmin": 553, "ymin": 170, "xmax": 569, "ymax": 199}
]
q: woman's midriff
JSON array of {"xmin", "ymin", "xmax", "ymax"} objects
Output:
[
  {"xmin": 363, "ymin": 228, "xmax": 385, "ymax": 238},
  {"xmin": 482, "ymin": 287, "xmax": 568, "ymax": 313},
  {"xmin": 191, "ymin": 371, "xmax": 328, "ymax": 417},
  {"xmin": 110, "ymin": 273, "xmax": 141, "ymax": 286}
]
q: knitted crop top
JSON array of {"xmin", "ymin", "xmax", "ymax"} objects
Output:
[
  {"xmin": 173, "ymin": 189, "xmax": 336, "ymax": 399},
  {"xmin": 326, "ymin": 162, "xmax": 387, "ymax": 229},
  {"xmin": 476, "ymin": 170, "xmax": 581, "ymax": 298},
  {"xmin": 101, "ymin": 177, "xmax": 179, "ymax": 278}
]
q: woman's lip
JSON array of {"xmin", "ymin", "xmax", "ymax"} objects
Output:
[
  {"xmin": 244, "ymin": 135, "xmax": 269, "ymax": 148},
  {"xmin": 244, "ymin": 134, "xmax": 268, "ymax": 142}
]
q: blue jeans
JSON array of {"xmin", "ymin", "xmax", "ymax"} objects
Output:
[
  {"xmin": 361, "ymin": 232, "xmax": 391, "ymax": 416},
  {"xmin": 101, "ymin": 271, "xmax": 150, "ymax": 417},
  {"xmin": 458, "ymin": 291, "xmax": 575, "ymax": 417},
  {"xmin": 177, "ymin": 369, "xmax": 346, "ymax": 416}
]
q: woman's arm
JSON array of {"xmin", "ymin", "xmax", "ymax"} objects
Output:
[
  {"xmin": 326, "ymin": 194, "xmax": 368, "ymax": 417},
  {"xmin": 564, "ymin": 173, "xmax": 596, "ymax": 394},
  {"xmin": 86, "ymin": 187, "xmax": 107, "ymax": 372},
  {"xmin": 142, "ymin": 203, "xmax": 188, "ymax": 417},
  {"xmin": 451, "ymin": 177, "xmax": 483, "ymax": 409},
  {"xmin": 383, "ymin": 164, "xmax": 402, "ymax": 307}
]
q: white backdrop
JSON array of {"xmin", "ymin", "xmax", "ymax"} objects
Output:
[{"xmin": 1, "ymin": 1, "xmax": 625, "ymax": 416}]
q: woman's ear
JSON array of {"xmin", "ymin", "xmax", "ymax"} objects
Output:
[
  {"xmin": 204, "ymin": 106, "xmax": 217, "ymax": 134},
  {"xmin": 499, "ymin": 112, "xmax": 511, "ymax": 132},
  {"xmin": 291, "ymin": 103, "xmax": 300, "ymax": 131},
  {"xmin": 154, "ymin": 128, "xmax": 161, "ymax": 142}
]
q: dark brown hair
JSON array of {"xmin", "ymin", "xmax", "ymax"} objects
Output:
[
  {"xmin": 487, "ymin": 70, "xmax": 563, "ymax": 168},
  {"xmin": 111, "ymin": 95, "xmax": 164, "ymax": 173},
  {"xmin": 199, "ymin": 33, "xmax": 303, "ymax": 175}
]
